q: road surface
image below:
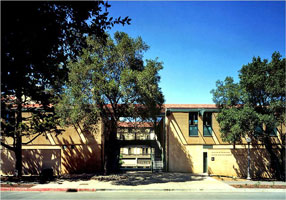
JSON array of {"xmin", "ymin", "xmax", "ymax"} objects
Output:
[{"xmin": 1, "ymin": 191, "xmax": 286, "ymax": 200}]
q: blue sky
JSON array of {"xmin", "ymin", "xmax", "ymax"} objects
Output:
[{"xmin": 107, "ymin": 1, "xmax": 285, "ymax": 104}]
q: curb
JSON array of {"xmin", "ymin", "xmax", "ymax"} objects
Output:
[
  {"xmin": 0, "ymin": 187, "xmax": 96, "ymax": 192},
  {"xmin": 1, "ymin": 187, "xmax": 285, "ymax": 193},
  {"xmin": 93, "ymin": 188, "xmax": 286, "ymax": 193}
]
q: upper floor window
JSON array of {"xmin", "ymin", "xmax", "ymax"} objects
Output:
[
  {"xmin": 189, "ymin": 112, "xmax": 198, "ymax": 136},
  {"xmin": 266, "ymin": 126, "xmax": 277, "ymax": 137},
  {"xmin": 254, "ymin": 125, "xmax": 263, "ymax": 136},
  {"xmin": 203, "ymin": 112, "xmax": 212, "ymax": 136},
  {"xmin": 254, "ymin": 124, "xmax": 277, "ymax": 137}
]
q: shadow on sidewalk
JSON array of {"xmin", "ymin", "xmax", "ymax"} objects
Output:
[
  {"xmin": 92, "ymin": 172, "xmax": 205, "ymax": 186},
  {"xmin": 1, "ymin": 172, "xmax": 206, "ymax": 187}
]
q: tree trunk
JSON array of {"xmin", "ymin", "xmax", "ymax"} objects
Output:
[
  {"xmin": 15, "ymin": 136, "xmax": 22, "ymax": 177},
  {"xmin": 103, "ymin": 120, "xmax": 120, "ymax": 175},
  {"xmin": 15, "ymin": 91, "xmax": 23, "ymax": 177}
]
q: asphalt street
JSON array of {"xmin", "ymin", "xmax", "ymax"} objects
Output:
[{"xmin": 1, "ymin": 191, "xmax": 286, "ymax": 200}]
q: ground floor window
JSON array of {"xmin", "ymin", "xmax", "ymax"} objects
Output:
[{"xmin": 142, "ymin": 147, "xmax": 149, "ymax": 155}]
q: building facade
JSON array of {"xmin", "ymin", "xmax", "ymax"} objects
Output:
[
  {"xmin": 117, "ymin": 122, "xmax": 155, "ymax": 169},
  {"xmin": 164, "ymin": 104, "xmax": 285, "ymax": 178},
  {"xmin": 1, "ymin": 110, "xmax": 104, "ymax": 175},
  {"xmin": 1, "ymin": 104, "xmax": 285, "ymax": 178}
]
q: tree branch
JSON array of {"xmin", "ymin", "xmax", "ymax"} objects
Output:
[
  {"xmin": 22, "ymin": 132, "xmax": 44, "ymax": 145},
  {"xmin": 1, "ymin": 142, "xmax": 15, "ymax": 151}
]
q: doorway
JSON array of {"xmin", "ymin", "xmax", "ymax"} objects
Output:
[{"xmin": 203, "ymin": 152, "xmax": 208, "ymax": 173}]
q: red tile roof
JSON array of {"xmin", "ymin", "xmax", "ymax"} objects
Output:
[
  {"xmin": 3, "ymin": 97, "xmax": 218, "ymax": 111},
  {"xmin": 117, "ymin": 122, "xmax": 154, "ymax": 128},
  {"xmin": 21, "ymin": 104, "xmax": 53, "ymax": 108}
]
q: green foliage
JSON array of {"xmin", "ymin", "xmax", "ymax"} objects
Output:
[
  {"xmin": 119, "ymin": 154, "xmax": 124, "ymax": 167},
  {"xmin": 56, "ymin": 32, "xmax": 164, "ymax": 128},
  {"xmin": 56, "ymin": 32, "xmax": 164, "ymax": 173},
  {"xmin": 211, "ymin": 52, "xmax": 285, "ymax": 142},
  {"xmin": 2, "ymin": 1, "xmax": 131, "ymax": 103},
  {"xmin": 211, "ymin": 76, "xmax": 242, "ymax": 107},
  {"xmin": 1, "ymin": 107, "xmax": 61, "ymax": 141},
  {"xmin": 211, "ymin": 52, "xmax": 285, "ymax": 180},
  {"xmin": 1, "ymin": 1, "xmax": 130, "ymax": 176},
  {"xmin": 217, "ymin": 106, "xmax": 258, "ymax": 143}
]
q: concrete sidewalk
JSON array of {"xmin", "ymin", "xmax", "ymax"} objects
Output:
[
  {"xmin": 222, "ymin": 180, "xmax": 286, "ymax": 186},
  {"xmin": 2, "ymin": 172, "xmax": 234, "ymax": 192},
  {"xmin": 32, "ymin": 173, "xmax": 234, "ymax": 191},
  {"xmin": 1, "ymin": 172, "xmax": 285, "ymax": 192}
]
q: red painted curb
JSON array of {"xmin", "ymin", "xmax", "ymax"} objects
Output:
[
  {"xmin": 78, "ymin": 188, "xmax": 96, "ymax": 192},
  {"xmin": 0, "ymin": 187, "xmax": 97, "ymax": 192}
]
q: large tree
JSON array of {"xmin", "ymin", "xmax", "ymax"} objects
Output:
[
  {"xmin": 211, "ymin": 52, "xmax": 285, "ymax": 180},
  {"xmin": 56, "ymin": 32, "xmax": 164, "ymax": 174},
  {"xmin": 1, "ymin": 1, "xmax": 130, "ymax": 177}
]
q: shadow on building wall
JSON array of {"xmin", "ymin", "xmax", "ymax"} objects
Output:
[
  {"xmin": 22, "ymin": 149, "xmax": 61, "ymax": 175},
  {"xmin": 55, "ymin": 127, "xmax": 102, "ymax": 174},
  {"xmin": 1, "ymin": 148, "xmax": 16, "ymax": 175},
  {"xmin": 1, "ymin": 148, "xmax": 61, "ymax": 175},
  {"xmin": 1, "ymin": 125, "xmax": 103, "ymax": 175},
  {"xmin": 231, "ymin": 147, "xmax": 281, "ymax": 179},
  {"xmin": 168, "ymin": 115, "xmax": 193, "ymax": 172}
]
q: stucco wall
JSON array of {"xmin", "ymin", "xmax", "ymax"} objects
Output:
[
  {"xmin": 1, "ymin": 114, "xmax": 104, "ymax": 175},
  {"xmin": 167, "ymin": 111, "xmax": 285, "ymax": 178},
  {"xmin": 208, "ymin": 147, "xmax": 277, "ymax": 178}
]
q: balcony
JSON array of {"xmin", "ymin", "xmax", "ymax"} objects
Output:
[
  {"xmin": 117, "ymin": 132, "xmax": 155, "ymax": 141},
  {"xmin": 121, "ymin": 154, "xmax": 152, "ymax": 168}
]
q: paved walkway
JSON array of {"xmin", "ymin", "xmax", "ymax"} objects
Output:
[
  {"xmin": 222, "ymin": 180, "xmax": 286, "ymax": 186},
  {"xmin": 2, "ymin": 172, "xmax": 285, "ymax": 192},
  {"xmin": 31, "ymin": 172, "xmax": 235, "ymax": 191}
]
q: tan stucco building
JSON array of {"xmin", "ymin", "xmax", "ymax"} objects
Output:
[
  {"xmin": 1, "ymin": 110, "xmax": 104, "ymax": 175},
  {"xmin": 164, "ymin": 104, "xmax": 285, "ymax": 178},
  {"xmin": 1, "ymin": 104, "xmax": 284, "ymax": 178}
]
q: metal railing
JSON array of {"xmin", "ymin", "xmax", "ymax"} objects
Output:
[{"xmin": 117, "ymin": 132, "xmax": 155, "ymax": 141}]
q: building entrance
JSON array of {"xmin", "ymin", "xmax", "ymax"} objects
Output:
[{"xmin": 203, "ymin": 152, "xmax": 208, "ymax": 173}]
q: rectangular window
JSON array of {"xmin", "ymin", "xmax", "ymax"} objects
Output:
[
  {"xmin": 269, "ymin": 128, "xmax": 277, "ymax": 136},
  {"xmin": 266, "ymin": 126, "xmax": 277, "ymax": 137},
  {"xmin": 254, "ymin": 125, "xmax": 263, "ymax": 136},
  {"xmin": 203, "ymin": 112, "xmax": 212, "ymax": 136},
  {"xmin": 142, "ymin": 148, "xmax": 149, "ymax": 155},
  {"xmin": 128, "ymin": 147, "xmax": 134, "ymax": 155},
  {"xmin": 255, "ymin": 125, "xmax": 277, "ymax": 137},
  {"xmin": 189, "ymin": 112, "xmax": 198, "ymax": 136}
]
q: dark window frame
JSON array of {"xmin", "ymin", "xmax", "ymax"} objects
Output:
[
  {"xmin": 255, "ymin": 124, "xmax": 277, "ymax": 137},
  {"xmin": 266, "ymin": 126, "xmax": 277, "ymax": 137},
  {"xmin": 203, "ymin": 112, "xmax": 212, "ymax": 136},
  {"xmin": 189, "ymin": 112, "xmax": 198, "ymax": 136}
]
